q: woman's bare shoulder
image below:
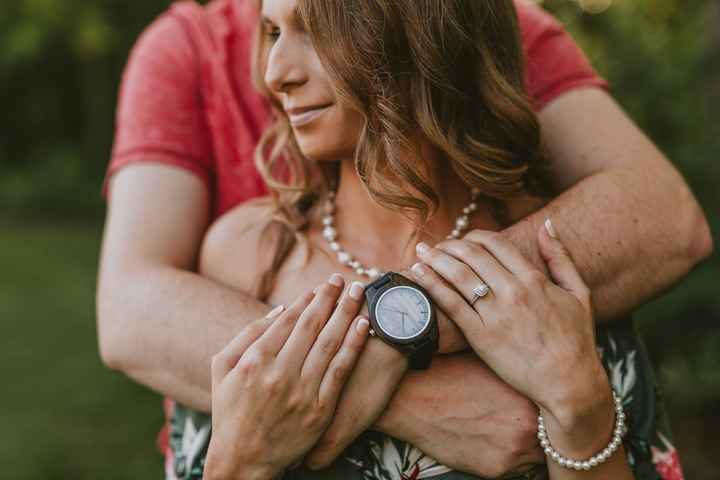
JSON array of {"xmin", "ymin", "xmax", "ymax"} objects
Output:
[{"xmin": 199, "ymin": 197, "xmax": 278, "ymax": 296}]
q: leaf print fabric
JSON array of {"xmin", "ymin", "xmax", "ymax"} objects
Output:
[{"xmin": 165, "ymin": 318, "xmax": 684, "ymax": 480}]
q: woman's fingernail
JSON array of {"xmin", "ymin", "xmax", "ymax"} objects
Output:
[
  {"xmin": 349, "ymin": 281, "xmax": 365, "ymax": 300},
  {"xmin": 356, "ymin": 317, "xmax": 370, "ymax": 334},
  {"xmin": 328, "ymin": 273, "xmax": 345, "ymax": 287},
  {"xmin": 544, "ymin": 218, "xmax": 557, "ymax": 239},
  {"xmin": 266, "ymin": 304, "xmax": 285, "ymax": 319},
  {"xmin": 411, "ymin": 262, "xmax": 426, "ymax": 276},
  {"xmin": 416, "ymin": 242, "xmax": 430, "ymax": 256}
]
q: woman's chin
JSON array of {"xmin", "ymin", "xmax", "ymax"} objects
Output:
[{"xmin": 294, "ymin": 138, "xmax": 343, "ymax": 164}]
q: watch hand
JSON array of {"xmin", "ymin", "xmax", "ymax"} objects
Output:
[{"xmin": 382, "ymin": 307, "xmax": 406, "ymax": 314}]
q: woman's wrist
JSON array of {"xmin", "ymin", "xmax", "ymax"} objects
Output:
[{"xmin": 538, "ymin": 363, "xmax": 617, "ymax": 460}]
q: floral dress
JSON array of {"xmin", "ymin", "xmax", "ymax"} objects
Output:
[{"xmin": 165, "ymin": 319, "xmax": 684, "ymax": 480}]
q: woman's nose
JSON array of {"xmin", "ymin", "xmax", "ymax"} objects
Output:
[{"xmin": 265, "ymin": 39, "xmax": 307, "ymax": 95}]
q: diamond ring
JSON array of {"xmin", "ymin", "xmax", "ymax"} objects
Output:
[{"xmin": 470, "ymin": 283, "xmax": 491, "ymax": 304}]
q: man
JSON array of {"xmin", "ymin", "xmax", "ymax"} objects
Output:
[{"xmin": 96, "ymin": 0, "xmax": 712, "ymax": 478}]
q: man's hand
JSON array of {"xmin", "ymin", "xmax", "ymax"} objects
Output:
[
  {"xmin": 375, "ymin": 353, "xmax": 544, "ymax": 479},
  {"xmin": 304, "ymin": 343, "xmax": 543, "ymax": 478}
]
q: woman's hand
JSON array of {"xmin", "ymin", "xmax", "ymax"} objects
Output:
[
  {"xmin": 204, "ymin": 274, "xmax": 370, "ymax": 480},
  {"xmin": 409, "ymin": 221, "xmax": 617, "ymax": 460}
]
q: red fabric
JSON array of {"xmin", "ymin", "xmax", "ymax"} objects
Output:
[
  {"xmin": 102, "ymin": 0, "xmax": 609, "ymax": 456},
  {"xmin": 103, "ymin": 0, "xmax": 608, "ymax": 219}
]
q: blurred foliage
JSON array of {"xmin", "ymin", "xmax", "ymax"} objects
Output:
[{"xmin": 0, "ymin": 1, "xmax": 205, "ymax": 220}]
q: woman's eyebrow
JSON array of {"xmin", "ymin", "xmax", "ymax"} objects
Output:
[{"xmin": 261, "ymin": 6, "xmax": 302, "ymax": 27}]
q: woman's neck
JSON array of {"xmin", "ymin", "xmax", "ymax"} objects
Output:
[{"xmin": 330, "ymin": 158, "xmax": 473, "ymax": 271}]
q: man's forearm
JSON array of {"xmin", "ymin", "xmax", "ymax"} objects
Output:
[
  {"xmin": 502, "ymin": 164, "xmax": 712, "ymax": 323},
  {"xmin": 97, "ymin": 264, "xmax": 269, "ymax": 413}
]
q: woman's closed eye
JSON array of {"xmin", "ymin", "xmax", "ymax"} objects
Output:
[{"xmin": 265, "ymin": 27, "xmax": 281, "ymax": 42}]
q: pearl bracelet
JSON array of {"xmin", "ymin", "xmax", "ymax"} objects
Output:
[{"xmin": 537, "ymin": 390, "xmax": 627, "ymax": 471}]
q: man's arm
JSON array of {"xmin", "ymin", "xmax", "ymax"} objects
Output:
[
  {"xmin": 304, "ymin": 87, "xmax": 714, "ymax": 471},
  {"xmin": 503, "ymin": 88, "xmax": 713, "ymax": 322},
  {"xmin": 96, "ymin": 164, "xmax": 270, "ymax": 413}
]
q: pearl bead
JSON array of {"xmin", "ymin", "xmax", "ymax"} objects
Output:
[
  {"xmin": 321, "ymin": 189, "xmax": 479, "ymax": 280},
  {"xmin": 537, "ymin": 431, "xmax": 546, "ymax": 440},
  {"xmin": 589, "ymin": 458, "xmax": 598, "ymax": 467},
  {"xmin": 558, "ymin": 458, "xmax": 567, "ymax": 467},
  {"xmin": 551, "ymin": 452, "xmax": 560, "ymax": 461},
  {"xmin": 323, "ymin": 226, "xmax": 337, "ymax": 241},
  {"xmin": 540, "ymin": 439, "xmax": 549, "ymax": 448},
  {"xmin": 573, "ymin": 461, "xmax": 583, "ymax": 470},
  {"xmin": 581, "ymin": 461, "xmax": 591, "ymax": 470},
  {"xmin": 367, "ymin": 268, "xmax": 381, "ymax": 278},
  {"xmin": 543, "ymin": 446, "xmax": 553, "ymax": 455}
]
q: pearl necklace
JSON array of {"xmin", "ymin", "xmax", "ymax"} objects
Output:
[{"xmin": 321, "ymin": 188, "xmax": 482, "ymax": 279}]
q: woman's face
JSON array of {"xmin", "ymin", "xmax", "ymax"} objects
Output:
[{"xmin": 261, "ymin": 0, "xmax": 365, "ymax": 163}]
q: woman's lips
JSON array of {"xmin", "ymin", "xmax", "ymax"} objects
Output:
[{"xmin": 288, "ymin": 105, "xmax": 331, "ymax": 126}]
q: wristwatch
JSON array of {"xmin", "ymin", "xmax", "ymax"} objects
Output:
[{"xmin": 364, "ymin": 272, "xmax": 439, "ymax": 370}]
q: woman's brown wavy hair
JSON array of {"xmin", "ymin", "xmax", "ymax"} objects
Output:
[{"xmin": 248, "ymin": 0, "xmax": 552, "ymax": 297}]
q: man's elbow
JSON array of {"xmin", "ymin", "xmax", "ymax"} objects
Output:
[
  {"xmin": 682, "ymin": 201, "xmax": 714, "ymax": 266},
  {"xmin": 96, "ymin": 287, "xmax": 132, "ymax": 372}
]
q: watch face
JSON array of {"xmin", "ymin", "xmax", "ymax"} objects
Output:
[{"xmin": 374, "ymin": 286, "xmax": 432, "ymax": 340}]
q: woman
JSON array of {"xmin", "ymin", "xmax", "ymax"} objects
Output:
[
  {"xmin": 154, "ymin": 0, "xmax": 685, "ymax": 479},
  {"xmin": 203, "ymin": 223, "xmax": 631, "ymax": 480}
]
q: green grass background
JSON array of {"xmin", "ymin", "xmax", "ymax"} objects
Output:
[{"xmin": 1, "ymin": 224, "xmax": 164, "ymax": 479}]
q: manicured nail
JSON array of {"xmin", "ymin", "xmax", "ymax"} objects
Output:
[
  {"xmin": 544, "ymin": 218, "xmax": 557, "ymax": 239},
  {"xmin": 356, "ymin": 317, "xmax": 370, "ymax": 334},
  {"xmin": 349, "ymin": 281, "xmax": 365, "ymax": 300},
  {"xmin": 266, "ymin": 304, "xmax": 285, "ymax": 319},
  {"xmin": 416, "ymin": 242, "xmax": 430, "ymax": 256},
  {"xmin": 328, "ymin": 273, "xmax": 345, "ymax": 287},
  {"xmin": 411, "ymin": 262, "xmax": 426, "ymax": 276}
]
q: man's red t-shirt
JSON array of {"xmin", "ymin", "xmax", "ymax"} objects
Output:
[
  {"xmin": 102, "ymin": 0, "xmax": 609, "ymax": 457},
  {"xmin": 103, "ymin": 0, "xmax": 608, "ymax": 219}
]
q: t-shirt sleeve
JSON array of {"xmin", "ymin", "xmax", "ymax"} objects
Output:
[
  {"xmin": 516, "ymin": 0, "xmax": 610, "ymax": 111},
  {"xmin": 102, "ymin": 9, "xmax": 213, "ymax": 198}
]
